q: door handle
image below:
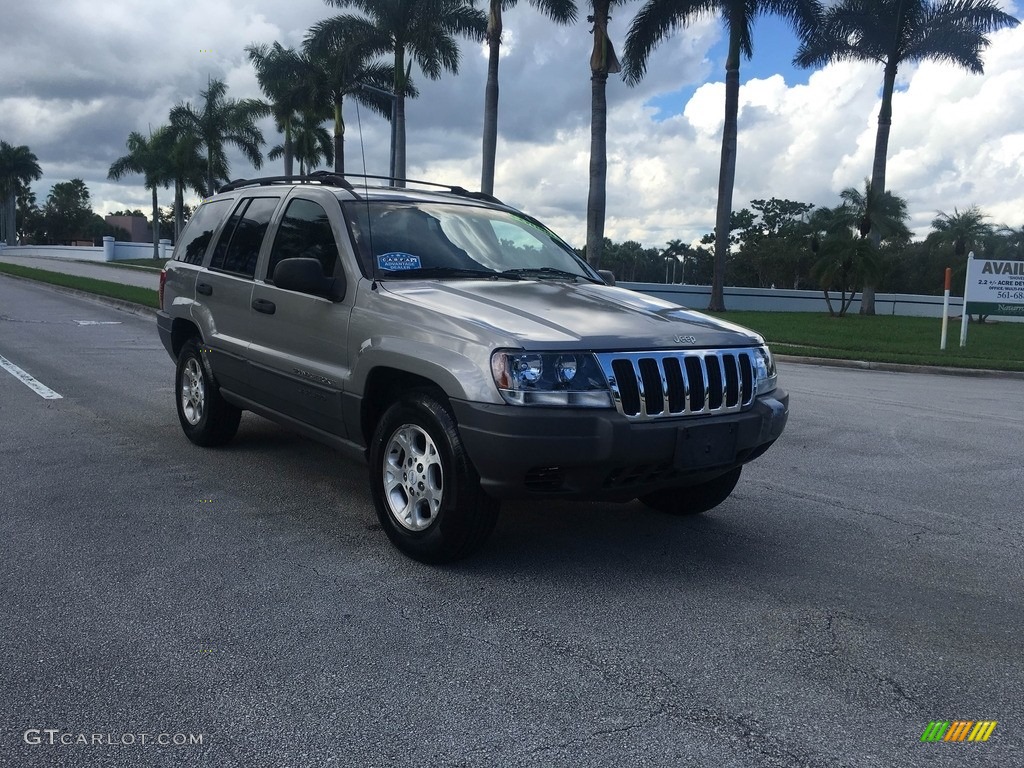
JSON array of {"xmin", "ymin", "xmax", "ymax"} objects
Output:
[
  {"xmin": 196, "ymin": 282, "xmax": 213, "ymax": 296},
  {"xmin": 252, "ymin": 298, "xmax": 276, "ymax": 315}
]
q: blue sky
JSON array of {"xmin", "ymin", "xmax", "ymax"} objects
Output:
[{"xmin": 647, "ymin": 16, "xmax": 808, "ymax": 120}]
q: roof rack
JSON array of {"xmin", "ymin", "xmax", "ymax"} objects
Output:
[
  {"xmin": 341, "ymin": 174, "xmax": 505, "ymax": 205},
  {"xmin": 218, "ymin": 171, "xmax": 354, "ymax": 194},
  {"xmin": 216, "ymin": 171, "xmax": 504, "ymax": 206}
]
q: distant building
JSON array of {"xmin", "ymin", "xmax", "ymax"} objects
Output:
[{"xmin": 104, "ymin": 214, "xmax": 151, "ymax": 243}]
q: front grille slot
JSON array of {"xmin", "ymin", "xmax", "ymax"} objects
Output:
[
  {"xmin": 637, "ymin": 358, "xmax": 664, "ymax": 416},
  {"xmin": 597, "ymin": 348, "xmax": 757, "ymax": 421},
  {"xmin": 610, "ymin": 359, "xmax": 641, "ymax": 415}
]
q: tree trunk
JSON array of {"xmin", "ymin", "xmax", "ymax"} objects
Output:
[
  {"xmin": 393, "ymin": 49, "xmax": 407, "ymax": 187},
  {"xmin": 1, "ymin": 194, "xmax": 14, "ymax": 245},
  {"xmin": 586, "ymin": 71, "xmax": 608, "ymax": 269},
  {"xmin": 207, "ymin": 147, "xmax": 215, "ymax": 198},
  {"xmin": 481, "ymin": 3, "xmax": 502, "ymax": 197},
  {"xmin": 586, "ymin": 0, "xmax": 617, "ymax": 270},
  {"xmin": 284, "ymin": 120, "xmax": 294, "ymax": 178},
  {"xmin": 709, "ymin": 29, "xmax": 741, "ymax": 312},
  {"xmin": 174, "ymin": 181, "xmax": 184, "ymax": 241},
  {"xmin": 334, "ymin": 98, "xmax": 345, "ymax": 176},
  {"xmin": 151, "ymin": 185, "xmax": 160, "ymax": 260},
  {"xmin": 863, "ymin": 61, "xmax": 898, "ymax": 316},
  {"xmin": 822, "ymin": 290, "xmax": 836, "ymax": 316}
]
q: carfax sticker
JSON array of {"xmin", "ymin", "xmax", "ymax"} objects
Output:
[{"xmin": 377, "ymin": 252, "xmax": 421, "ymax": 271}]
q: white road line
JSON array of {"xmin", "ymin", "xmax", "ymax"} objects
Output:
[
  {"xmin": 0, "ymin": 354, "xmax": 63, "ymax": 400},
  {"xmin": 74, "ymin": 320, "xmax": 122, "ymax": 326}
]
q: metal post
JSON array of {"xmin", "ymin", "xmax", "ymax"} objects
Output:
[
  {"xmin": 959, "ymin": 252, "xmax": 973, "ymax": 347},
  {"xmin": 940, "ymin": 267, "xmax": 951, "ymax": 350}
]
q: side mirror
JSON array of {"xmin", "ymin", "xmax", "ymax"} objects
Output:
[
  {"xmin": 273, "ymin": 257, "xmax": 346, "ymax": 301},
  {"xmin": 598, "ymin": 269, "xmax": 616, "ymax": 286}
]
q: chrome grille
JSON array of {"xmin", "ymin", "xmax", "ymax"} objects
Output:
[{"xmin": 596, "ymin": 349, "xmax": 757, "ymax": 420}]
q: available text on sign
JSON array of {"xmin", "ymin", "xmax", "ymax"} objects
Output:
[{"xmin": 964, "ymin": 256, "xmax": 1024, "ymax": 317}]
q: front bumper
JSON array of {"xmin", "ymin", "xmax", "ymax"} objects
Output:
[{"xmin": 451, "ymin": 389, "xmax": 788, "ymax": 500}]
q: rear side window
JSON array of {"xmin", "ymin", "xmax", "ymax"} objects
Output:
[
  {"xmin": 209, "ymin": 197, "xmax": 279, "ymax": 278},
  {"xmin": 174, "ymin": 199, "xmax": 232, "ymax": 265},
  {"xmin": 266, "ymin": 198, "xmax": 337, "ymax": 282}
]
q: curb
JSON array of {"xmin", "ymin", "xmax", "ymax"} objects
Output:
[
  {"xmin": 0, "ymin": 271, "xmax": 158, "ymax": 319},
  {"xmin": 776, "ymin": 354, "xmax": 1024, "ymax": 380}
]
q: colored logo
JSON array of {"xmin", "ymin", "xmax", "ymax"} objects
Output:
[{"xmin": 921, "ymin": 721, "xmax": 997, "ymax": 742}]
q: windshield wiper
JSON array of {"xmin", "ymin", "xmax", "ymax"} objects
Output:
[
  {"xmin": 499, "ymin": 267, "xmax": 591, "ymax": 282},
  {"xmin": 377, "ymin": 267, "xmax": 519, "ymax": 280}
]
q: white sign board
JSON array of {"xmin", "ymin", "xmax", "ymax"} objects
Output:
[{"xmin": 964, "ymin": 256, "xmax": 1024, "ymax": 317}]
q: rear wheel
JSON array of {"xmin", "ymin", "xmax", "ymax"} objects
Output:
[
  {"xmin": 369, "ymin": 392, "xmax": 498, "ymax": 563},
  {"xmin": 638, "ymin": 466, "xmax": 742, "ymax": 516},
  {"xmin": 175, "ymin": 338, "xmax": 241, "ymax": 447}
]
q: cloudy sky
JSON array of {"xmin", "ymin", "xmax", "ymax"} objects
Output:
[{"xmin": 1, "ymin": 0, "xmax": 1021, "ymax": 248}]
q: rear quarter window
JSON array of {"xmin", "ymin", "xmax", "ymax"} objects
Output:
[{"xmin": 174, "ymin": 199, "xmax": 233, "ymax": 265}]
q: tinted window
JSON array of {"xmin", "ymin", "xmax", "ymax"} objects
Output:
[
  {"xmin": 209, "ymin": 197, "xmax": 279, "ymax": 278},
  {"xmin": 174, "ymin": 199, "xmax": 231, "ymax": 265},
  {"xmin": 266, "ymin": 199, "xmax": 337, "ymax": 282}
]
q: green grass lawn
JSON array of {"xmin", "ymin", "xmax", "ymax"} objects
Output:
[
  {"xmin": 708, "ymin": 311, "xmax": 1024, "ymax": 372},
  {"xmin": 0, "ymin": 263, "xmax": 159, "ymax": 309},
  {"xmin": 2, "ymin": 262, "xmax": 1020, "ymax": 372}
]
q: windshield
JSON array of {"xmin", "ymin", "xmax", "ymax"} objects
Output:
[{"xmin": 343, "ymin": 200, "xmax": 598, "ymax": 281}]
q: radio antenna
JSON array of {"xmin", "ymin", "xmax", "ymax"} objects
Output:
[{"xmin": 354, "ymin": 98, "xmax": 378, "ymax": 287}]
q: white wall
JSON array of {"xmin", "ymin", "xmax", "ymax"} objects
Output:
[
  {"xmin": 622, "ymin": 282, "xmax": 963, "ymax": 318},
  {"xmin": 0, "ymin": 238, "xmax": 171, "ymax": 262}
]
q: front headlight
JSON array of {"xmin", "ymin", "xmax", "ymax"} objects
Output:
[
  {"xmin": 490, "ymin": 350, "xmax": 613, "ymax": 408},
  {"xmin": 754, "ymin": 345, "xmax": 778, "ymax": 395}
]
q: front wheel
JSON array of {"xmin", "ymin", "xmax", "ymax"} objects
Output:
[
  {"xmin": 638, "ymin": 466, "xmax": 742, "ymax": 516},
  {"xmin": 175, "ymin": 338, "xmax": 241, "ymax": 447},
  {"xmin": 369, "ymin": 392, "xmax": 498, "ymax": 563}
]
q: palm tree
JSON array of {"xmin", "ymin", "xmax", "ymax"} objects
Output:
[
  {"xmin": 481, "ymin": 0, "xmax": 577, "ymax": 195},
  {"xmin": 108, "ymin": 128, "xmax": 173, "ymax": 258},
  {"xmin": 166, "ymin": 132, "xmax": 211, "ymax": 241},
  {"xmin": 810, "ymin": 179, "xmax": 909, "ymax": 314},
  {"xmin": 996, "ymin": 223, "xmax": 1024, "ymax": 259},
  {"xmin": 623, "ymin": 0, "xmax": 820, "ymax": 310},
  {"xmin": 169, "ymin": 78, "xmax": 269, "ymax": 197},
  {"xmin": 320, "ymin": 0, "xmax": 487, "ymax": 185},
  {"xmin": 585, "ymin": 0, "xmax": 625, "ymax": 269},
  {"xmin": 0, "ymin": 141, "xmax": 42, "ymax": 246},
  {"xmin": 839, "ymin": 180, "xmax": 909, "ymax": 241},
  {"xmin": 808, "ymin": 206, "xmax": 863, "ymax": 316},
  {"xmin": 927, "ymin": 205, "xmax": 991, "ymax": 259},
  {"xmin": 304, "ymin": 20, "xmax": 401, "ymax": 176},
  {"xmin": 270, "ymin": 111, "xmax": 335, "ymax": 175},
  {"xmin": 246, "ymin": 43, "xmax": 319, "ymax": 178},
  {"xmin": 794, "ymin": 0, "xmax": 1019, "ymax": 314}
]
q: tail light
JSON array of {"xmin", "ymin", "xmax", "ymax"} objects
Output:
[{"xmin": 159, "ymin": 269, "xmax": 167, "ymax": 310}]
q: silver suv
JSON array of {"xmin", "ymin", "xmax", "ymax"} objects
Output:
[{"xmin": 157, "ymin": 173, "xmax": 788, "ymax": 562}]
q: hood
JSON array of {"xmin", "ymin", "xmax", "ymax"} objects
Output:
[{"xmin": 379, "ymin": 279, "xmax": 762, "ymax": 350}]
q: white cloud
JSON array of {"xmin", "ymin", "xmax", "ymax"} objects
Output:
[{"xmin": 0, "ymin": 0, "xmax": 1021, "ymax": 247}]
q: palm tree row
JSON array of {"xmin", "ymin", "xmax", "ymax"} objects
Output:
[
  {"xmin": 622, "ymin": 0, "xmax": 1017, "ymax": 311},
  {"xmin": 794, "ymin": 0, "xmax": 1018, "ymax": 313},
  {"xmin": 102, "ymin": 0, "xmax": 1017, "ymax": 296}
]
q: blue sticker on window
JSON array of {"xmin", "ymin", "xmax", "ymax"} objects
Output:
[{"xmin": 377, "ymin": 252, "xmax": 421, "ymax": 271}]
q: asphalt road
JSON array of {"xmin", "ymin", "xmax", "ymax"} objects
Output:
[{"xmin": 1, "ymin": 275, "xmax": 1021, "ymax": 768}]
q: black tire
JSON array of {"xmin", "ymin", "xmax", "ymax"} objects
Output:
[
  {"xmin": 369, "ymin": 391, "xmax": 499, "ymax": 563},
  {"xmin": 638, "ymin": 466, "xmax": 742, "ymax": 516},
  {"xmin": 175, "ymin": 338, "xmax": 242, "ymax": 447}
]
